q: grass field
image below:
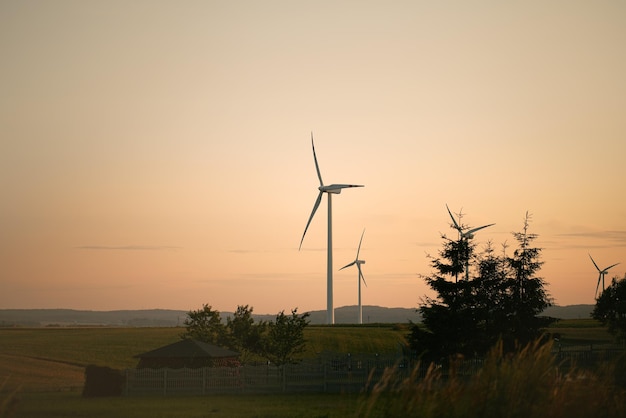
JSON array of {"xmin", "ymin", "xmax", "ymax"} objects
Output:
[{"xmin": 0, "ymin": 320, "xmax": 620, "ymax": 417}]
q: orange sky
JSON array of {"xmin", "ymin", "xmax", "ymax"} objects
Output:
[{"xmin": 1, "ymin": 1, "xmax": 625, "ymax": 315}]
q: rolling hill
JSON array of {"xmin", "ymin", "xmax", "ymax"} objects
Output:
[{"xmin": 0, "ymin": 304, "xmax": 592, "ymax": 327}]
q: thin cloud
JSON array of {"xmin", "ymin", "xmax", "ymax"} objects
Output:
[
  {"xmin": 555, "ymin": 230, "xmax": 626, "ymax": 245},
  {"xmin": 77, "ymin": 245, "xmax": 181, "ymax": 251}
]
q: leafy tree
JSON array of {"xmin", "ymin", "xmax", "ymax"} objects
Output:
[
  {"xmin": 225, "ymin": 305, "xmax": 267, "ymax": 362},
  {"xmin": 593, "ymin": 274, "xmax": 626, "ymax": 343},
  {"xmin": 180, "ymin": 304, "xmax": 227, "ymax": 346},
  {"xmin": 264, "ymin": 308, "xmax": 310, "ymax": 367},
  {"xmin": 409, "ymin": 211, "xmax": 553, "ymax": 361}
]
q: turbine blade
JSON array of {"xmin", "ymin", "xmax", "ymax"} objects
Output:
[
  {"xmin": 465, "ymin": 223, "xmax": 495, "ymax": 236},
  {"xmin": 603, "ymin": 262, "xmax": 620, "ymax": 272},
  {"xmin": 311, "ymin": 133, "xmax": 324, "ymax": 187},
  {"xmin": 299, "ymin": 191, "xmax": 323, "ymax": 250},
  {"xmin": 340, "ymin": 261, "xmax": 356, "ymax": 270},
  {"xmin": 356, "ymin": 229, "xmax": 365, "ymax": 259},
  {"xmin": 595, "ymin": 274, "xmax": 602, "ymax": 297},
  {"xmin": 358, "ymin": 265, "xmax": 367, "ymax": 287},
  {"xmin": 446, "ymin": 204, "xmax": 461, "ymax": 231},
  {"xmin": 589, "ymin": 254, "xmax": 601, "ymax": 272}
]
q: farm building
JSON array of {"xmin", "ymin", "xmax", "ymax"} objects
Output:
[{"xmin": 135, "ymin": 338, "xmax": 240, "ymax": 369}]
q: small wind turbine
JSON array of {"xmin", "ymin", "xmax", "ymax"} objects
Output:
[
  {"xmin": 589, "ymin": 254, "xmax": 620, "ymax": 298},
  {"xmin": 446, "ymin": 204, "xmax": 495, "ymax": 281},
  {"xmin": 340, "ymin": 229, "xmax": 367, "ymax": 325},
  {"xmin": 300, "ymin": 133, "xmax": 364, "ymax": 325}
]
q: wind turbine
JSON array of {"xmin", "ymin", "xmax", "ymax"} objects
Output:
[
  {"xmin": 340, "ymin": 229, "xmax": 367, "ymax": 324},
  {"xmin": 589, "ymin": 254, "xmax": 620, "ymax": 298},
  {"xmin": 299, "ymin": 133, "xmax": 364, "ymax": 324},
  {"xmin": 446, "ymin": 204, "xmax": 495, "ymax": 281}
]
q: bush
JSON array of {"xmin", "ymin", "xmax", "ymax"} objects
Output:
[{"xmin": 82, "ymin": 365, "xmax": 124, "ymax": 397}]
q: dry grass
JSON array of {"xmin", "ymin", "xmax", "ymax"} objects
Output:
[{"xmin": 359, "ymin": 340, "xmax": 626, "ymax": 418}]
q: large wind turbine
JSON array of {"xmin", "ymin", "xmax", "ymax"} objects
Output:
[
  {"xmin": 340, "ymin": 229, "xmax": 367, "ymax": 324},
  {"xmin": 446, "ymin": 204, "xmax": 495, "ymax": 281},
  {"xmin": 589, "ymin": 254, "xmax": 620, "ymax": 298},
  {"xmin": 300, "ymin": 133, "xmax": 364, "ymax": 324}
]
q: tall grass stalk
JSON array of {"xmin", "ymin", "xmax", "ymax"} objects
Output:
[{"xmin": 360, "ymin": 339, "xmax": 626, "ymax": 418}]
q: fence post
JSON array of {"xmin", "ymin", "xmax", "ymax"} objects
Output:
[
  {"xmin": 282, "ymin": 365, "xmax": 286, "ymax": 393},
  {"xmin": 324, "ymin": 364, "xmax": 327, "ymax": 393},
  {"xmin": 242, "ymin": 365, "xmax": 247, "ymax": 393},
  {"xmin": 163, "ymin": 369, "xmax": 167, "ymax": 396},
  {"xmin": 202, "ymin": 368, "xmax": 206, "ymax": 395}
]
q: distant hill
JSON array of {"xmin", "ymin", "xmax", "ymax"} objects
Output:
[
  {"xmin": 0, "ymin": 304, "xmax": 592, "ymax": 327},
  {"xmin": 0, "ymin": 306, "xmax": 418, "ymax": 327}
]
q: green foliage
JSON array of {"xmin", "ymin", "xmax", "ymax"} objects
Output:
[
  {"xmin": 264, "ymin": 308, "xmax": 310, "ymax": 366},
  {"xmin": 593, "ymin": 274, "xmax": 626, "ymax": 343},
  {"xmin": 225, "ymin": 305, "xmax": 267, "ymax": 362},
  {"xmin": 361, "ymin": 339, "xmax": 626, "ymax": 418},
  {"xmin": 180, "ymin": 304, "xmax": 227, "ymax": 345},
  {"xmin": 410, "ymin": 212, "xmax": 554, "ymax": 360},
  {"xmin": 181, "ymin": 304, "xmax": 310, "ymax": 366}
]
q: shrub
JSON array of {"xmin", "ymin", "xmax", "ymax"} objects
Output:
[{"xmin": 82, "ymin": 365, "xmax": 124, "ymax": 397}]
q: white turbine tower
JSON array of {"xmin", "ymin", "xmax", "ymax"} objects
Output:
[
  {"xmin": 340, "ymin": 229, "xmax": 367, "ymax": 324},
  {"xmin": 589, "ymin": 254, "xmax": 620, "ymax": 299},
  {"xmin": 300, "ymin": 133, "xmax": 364, "ymax": 325},
  {"xmin": 446, "ymin": 204, "xmax": 495, "ymax": 281}
]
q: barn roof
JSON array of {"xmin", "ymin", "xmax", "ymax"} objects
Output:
[{"xmin": 135, "ymin": 339, "xmax": 239, "ymax": 359}]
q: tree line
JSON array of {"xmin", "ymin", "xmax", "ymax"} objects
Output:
[
  {"xmin": 409, "ymin": 212, "xmax": 554, "ymax": 361},
  {"xmin": 180, "ymin": 304, "xmax": 309, "ymax": 366}
]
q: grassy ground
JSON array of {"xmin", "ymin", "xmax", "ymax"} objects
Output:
[
  {"xmin": 12, "ymin": 392, "xmax": 362, "ymax": 418},
  {"xmin": 0, "ymin": 320, "xmax": 620, "ymax": 417},
  {"xmin": 547, "ymin": 318, "xmax": 618, "ymax": 348}
]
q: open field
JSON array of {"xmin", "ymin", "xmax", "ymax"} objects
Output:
[{"xmin": 0, "ymin": 320, "xmax": 621, "ymax": 417}]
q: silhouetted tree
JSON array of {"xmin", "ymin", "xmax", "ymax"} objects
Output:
[
  {"xmin": 409, "ymin": 211, "xmax": 553, "ymax": 361},
  {"xmin": 180, "ymin": 304, "xmax": 227, "ymax": 346},
  {"xmin": 225, "ymin": 305, "xmax": 267, "ymax": 362},
  {"xmin": 263, "ymin": 308, "xmax": 310, "ymax": 367},
  {"xmin": 504, "ymin": 212, "xmax": 552, "ymax": 348},
  {"xmin": 593, "ymin": 273, "xmax": 626, "ymax": 343}
]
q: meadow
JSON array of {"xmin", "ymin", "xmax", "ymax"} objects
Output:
[{"xmin": 0, "ymin": 320, "xmax": 623, "ymax": 417}]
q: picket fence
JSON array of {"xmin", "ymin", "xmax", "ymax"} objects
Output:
[
  {"xmin": 124, "ymin": 356, "xmax": 414, "ymax": 396},
  {"xmin": 124, "ymin": 348, "xmax": 625, "ymax": 396}
]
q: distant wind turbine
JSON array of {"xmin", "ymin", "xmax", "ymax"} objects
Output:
[
  {"xmin": 446, "ymin": 204, "xmax": 495, "ymax": 281},
  {"xmin": 299, "ymin": 133, "xmax": 364, "ymax": 325},
  {"xmin": 589, "ymin": 254, "xmax": 620, "ymax": 298},
  {"xmin": 340, "ymin": 229, "xmax": 367, "ymax": 325}
]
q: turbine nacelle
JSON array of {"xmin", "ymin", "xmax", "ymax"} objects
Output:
[{"xmin": 319, "ymin": 184, "xmax": 364, "ymax": 194}]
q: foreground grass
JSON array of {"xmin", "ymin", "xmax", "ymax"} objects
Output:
[
  {"xmin": 13, "ymin": 391, "xmax": 360, "ymax": 418},
  {"xmin": 360, "ymin": 340, "xmax": 626, "ymax": 418}
]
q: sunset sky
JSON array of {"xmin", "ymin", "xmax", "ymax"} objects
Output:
[{"xmin": 2, "ymin": 1, "xmax": 625, "ymax": 316}]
